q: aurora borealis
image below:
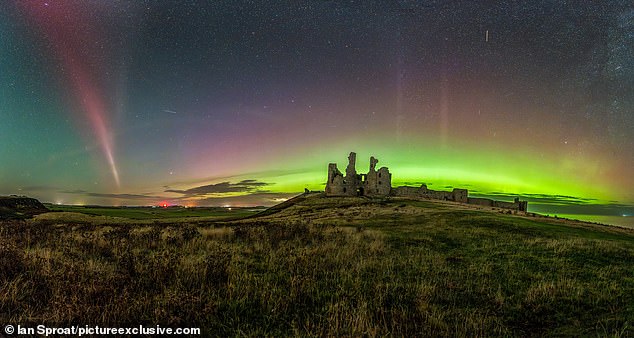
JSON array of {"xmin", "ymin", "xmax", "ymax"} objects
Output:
[{"xmin": 1, "ymin": 1, "xmax": 633, "ymax": 218}]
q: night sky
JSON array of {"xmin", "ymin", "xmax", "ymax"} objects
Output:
[{"xmin": 1, "ymin": 1, "xmax": 633, "ymax": 217}]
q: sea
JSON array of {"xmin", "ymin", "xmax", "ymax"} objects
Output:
[{"xmin": 554, "ymin": 214, "xmax": 634, "ymax": 229}]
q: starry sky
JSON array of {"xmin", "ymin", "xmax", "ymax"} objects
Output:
[{"xmin": 1, "ymin": 1, "xmax": 633, "ymax": 216}]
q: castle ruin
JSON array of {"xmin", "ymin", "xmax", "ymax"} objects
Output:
[
  {"xmin": 326, "ymin": 152, "xmax": 392, "ymax": 197},
  {"xmin": 325, "ymin": 152, "xmax": 528, "ymax": 212}
]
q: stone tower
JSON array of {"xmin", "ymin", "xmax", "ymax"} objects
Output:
[{"xmin": 343, "ymin": 152, "xmax": 360, "ymax": 195}]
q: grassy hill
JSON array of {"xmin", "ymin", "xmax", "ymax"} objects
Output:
[
  {"xmin": 1, "ymin": 195, "xmax": 632, "ymax": 336},
  {"xmin": 0, "ymin": 196, "xmax": 48, "ymax": 219}
]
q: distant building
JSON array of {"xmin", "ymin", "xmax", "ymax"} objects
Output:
[{"xmin": 325, "ymin": 152, "xmax": 528, "ymax": 212}]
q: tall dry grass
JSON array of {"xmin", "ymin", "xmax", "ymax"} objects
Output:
[{"xmin": 0, "ymin": 212, "xmax": 632, "ymax": 336}]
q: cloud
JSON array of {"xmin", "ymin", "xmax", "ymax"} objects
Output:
[
  {"xmin": 85, "ymin": 192, "xmax": 158, "ymax": 200},
  {"xmin": 195, "ymin": 192, "xmax": 298, "ymax": 207},
  {"xmin": 19, "ymin": 185, "xmax": 59, "ymax": 192},
  {"xmin": 397, "ymin": 181, "xmax": 435, "ymax": 187},
  {"xmin": 60, "ymin": 189, "xmax": 88, "ymax": 194},
  {"xmin": 55, "ymin": 179, "xmax": 276, "ymax": 205},
  {"xmin": 162, "ymin": 168, "xmax": 312, "ymax": 188},
  {"xmin": 63, "ymin": 190, "xmax": 158, "ymax": 200},
  {"xmin": 165, "ymin": 180, "xmax": 270, "ymax": 196}
]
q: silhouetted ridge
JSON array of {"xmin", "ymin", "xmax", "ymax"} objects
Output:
[{"xmin": 0, "ymin": 196, "xmax": 48, "ymax": 219}]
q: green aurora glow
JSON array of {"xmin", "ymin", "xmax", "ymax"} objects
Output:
[{"xmin": 190, "ymin": 134, "xmax": 625, "ymax": 207}]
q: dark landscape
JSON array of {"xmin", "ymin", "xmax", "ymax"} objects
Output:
[
  {"xmin": 1, "ymin": 194, "xmax": 633, "ymax": 336},
  {"xmin": 2, "ymin": 1, "xmax": 634, "ymax": 336}
]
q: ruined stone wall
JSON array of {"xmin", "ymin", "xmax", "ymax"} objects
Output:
[
  {"xmin": 467, "ymin": 197, "xmax": 526, "ymax": 211},
  {"xmin": 343, "ymin": 152, "xmax": 361, "ymax": 196},
  {"xmin": 392, "ymin": 186, "xmax": 421, "ymax": 197},
  {"xmin": 325, "ymin": 163, "xmax": 346, "ymax": 195},
  {"xmin": 492, "ymin": 201, "xmax": 518, "ymax": 210},
  {"xmin": 325, "ymin": 152, "xmax": 392, "ymax": 197},
  {"xmin": 425, "ymin": 190, "xmax": 454, "ymax": 201},
  {"xmin": 393, "ymin": 184, "xmax": 461, "ymax": 201},
  {"xmin": 390, "ymin": 183, "xmax": 527, "ymax": 211},
  {"xmin": 452, "ymin": 189, "xmax": 468, "ymax": 203},
  {"xmin": 364, "ymin": 156, "xmax": 379, "ymax": 196},
  {"xmin": 362, "ymin": 157, "xmax": 392, "ymax": 196},
  {"xmin": 467, "ymin": 197, "xmax": 494, "ymax": 207},
  {"xmin": 374, "ymin": 167, "xmax": 392, "ymax": 195}
]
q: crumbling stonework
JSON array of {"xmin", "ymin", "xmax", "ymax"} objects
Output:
[
  {"xmin": 392, "ymin": 184, "xmax": 468, "ymax": 203},
  {"xmin": 391, "ymin": 182, "xmax": 526, "ymax": 211},
  {"xmin": 364, "ymin": 156, "xmax": 392, "ymax": 196},
  {"xmin": 468, "ymin": 197, "xmax": 528, "ymax": 212},
  {"xmin": 325, "ymin": 152, "xmax": 392, "ymax": 197},
  {"xmin": 325, "ymin": 152, "xmax": 528, "ymax": 212}
]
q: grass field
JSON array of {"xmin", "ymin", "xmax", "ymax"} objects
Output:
[
  {"xmin": 2, "ymin": 196, "xmax": 633, "ymax": 336},
  {"xmin": 46, "ymin": 204, "xmax": 264, "ymax": 220}
]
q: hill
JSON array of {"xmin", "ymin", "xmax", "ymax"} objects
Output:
[
  {"xmin": 1, "ymin": 195, "xmax": 633, "ymax": 336},
  {"xmin": 0, "ymin": 196, "xmax": 48, "ymax": 219},
  {"xmin": 245, "ymin": 193, "xmax": 632, "ymax": 236}
]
